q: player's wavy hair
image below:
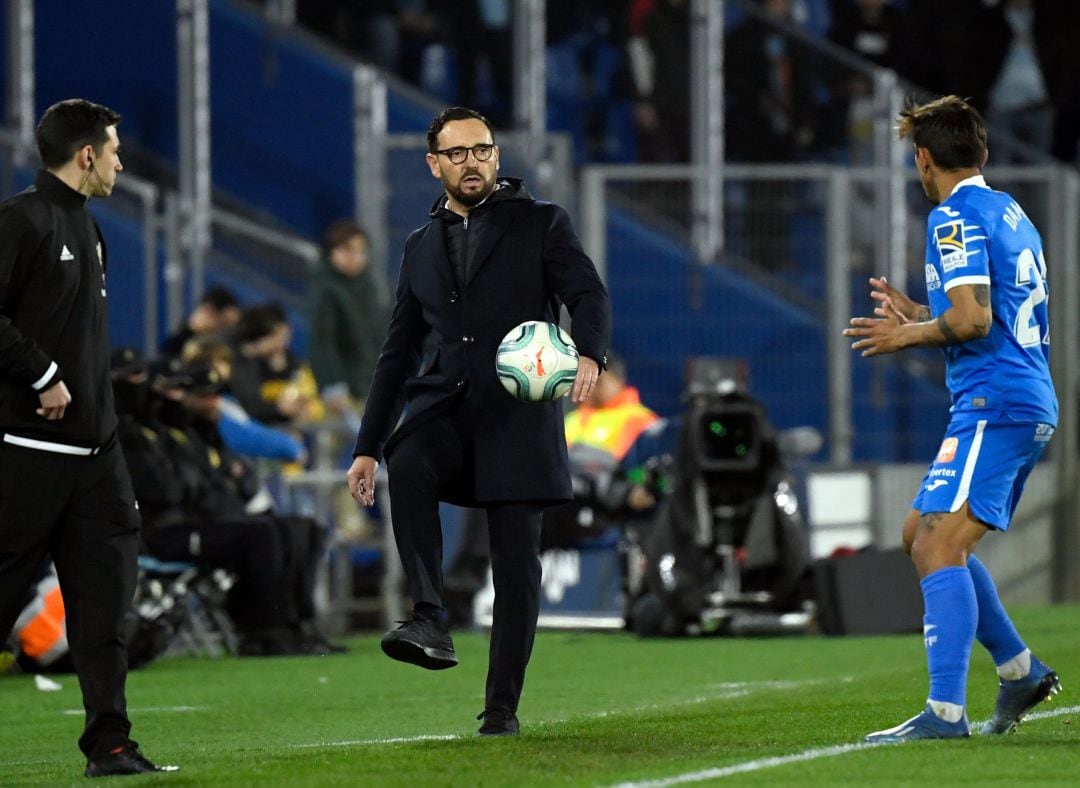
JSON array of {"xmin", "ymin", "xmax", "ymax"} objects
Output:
[
  {"xmin": 35, "ymin": 99, "xmax": 121, "ymax": 169},
  {"xmin": 897, "ymin": 95, "xmax": 987, "ymax": 171},
  {"xmin": 426, "ymin": 107, "xmax": 495, "ymax": 154}
]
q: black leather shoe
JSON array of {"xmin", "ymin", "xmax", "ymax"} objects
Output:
[
  {"xmin": 380, "ymin": 609, "xmax": 457, "ymax": 670},
  {"xmin": 477, "ymin": 708, "xmax": 520, "ymax": 737},
  {"xmin": 85, "ymin": 741, "xmax": 176, "ymax": 777}
]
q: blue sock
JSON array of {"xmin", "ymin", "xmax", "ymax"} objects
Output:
[
  {"xmin": 967, "ymin": 554, "xmax": 1027, "ymax": 664},
  {"xmin": 921, "ymin": 566, "xmax": 977, "ymax": 707}
]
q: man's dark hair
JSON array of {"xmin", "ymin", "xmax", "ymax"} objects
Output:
[
  {"xmin": 234, "ymin": 302, "xmax": 288, "ymax": 344},
  {"xmin": 897, "ymin": 95, "xmax": 987, "ymax": 171},
  {"xmin": 426, "ymin": 106, "xmax": 495, "ymax": 154},
  {"xmin": 35, "ymin": 99, "xmax": 122, "ymax": 169},
  {"xmin": 323, "ymin": 219, "xmax": 367, "ymax": 256},
  {"xmin": 199, "ymin": 286, "xmax": 239, "ymax": 311}
]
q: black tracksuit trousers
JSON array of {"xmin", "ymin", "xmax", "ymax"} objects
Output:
[{"xmin": 0, "ymin": 437, "xmax": 140, "ymax": 757}]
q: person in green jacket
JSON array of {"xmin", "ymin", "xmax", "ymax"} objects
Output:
[{"xmin": 307, "ymin": 220, "xmax": 388, "ymax": 418}]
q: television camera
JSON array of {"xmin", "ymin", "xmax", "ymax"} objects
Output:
[{"xmin": 627, "ymin": 358, "xmax": 818, "ymax": 637}]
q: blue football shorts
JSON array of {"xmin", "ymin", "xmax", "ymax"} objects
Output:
[{"xmin": 912, "ymin": 412, "xmax": 1054, "ymax": 530}]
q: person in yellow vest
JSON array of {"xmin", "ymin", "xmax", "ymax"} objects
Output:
[{"xmin": 563, "ymin": 352, "xmax": 660, "ymax": 512}]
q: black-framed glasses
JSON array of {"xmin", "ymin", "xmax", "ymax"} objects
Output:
[{"xmin": 435, "ymin": 144, "xmax": 496, "ymax": 165}]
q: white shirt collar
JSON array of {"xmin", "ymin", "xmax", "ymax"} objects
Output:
[{"xmin": 950, "ymin": 174, "xmax": 989, "ymax": 197}]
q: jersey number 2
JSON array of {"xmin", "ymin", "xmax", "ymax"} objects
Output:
[{"xmin": 1013, "ymin": 248, "xmax": 1048, "ymax": 348}]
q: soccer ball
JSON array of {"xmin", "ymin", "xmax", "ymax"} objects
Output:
[{"xmin": 495, "ymin": 321, "xmax": 579, "ymax": 402}]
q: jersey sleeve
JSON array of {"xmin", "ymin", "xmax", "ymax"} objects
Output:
[{"xmin": 929, "ymin": 206, "xmax": 991, "ymax": 293}]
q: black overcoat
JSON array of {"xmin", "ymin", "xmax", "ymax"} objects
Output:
[{"xmin": 353, "ymin": 178, "xmax": 611, "ymax": 505}]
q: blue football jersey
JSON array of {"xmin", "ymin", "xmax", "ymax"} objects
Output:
[{"xmin": 923, "ymin": 175, "xmax": 1057, "ymax": 423}]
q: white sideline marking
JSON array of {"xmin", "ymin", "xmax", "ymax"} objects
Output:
[
  {"xmin": 61, "ymin": 705, "xmax": 204, "ymax": 716},
  {"xmin": 610, "ymin": 704, "xmax": 1080, "ymax": 787},
  {"xmin": 291, "ymin": 734, "xmax": 461, "ymax": 749},
  {"xmin": 611, "ymin": 743, "xmax": 874, "ymax": 787}
]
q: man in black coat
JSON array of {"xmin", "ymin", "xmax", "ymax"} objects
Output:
[{"xmin": 348, "ymin": 106, "xmax": 611, "ymax": 736}]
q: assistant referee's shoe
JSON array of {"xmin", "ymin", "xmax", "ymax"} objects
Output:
[
  {"xmin": 380, "ymin": 608, "xmax": 458, "ymax": 670},
  {"xmin": 864, "ymin": 705, "xmax": 971, "ymax": 744},
  {"xmin": 85, "ymin": 741, "xmax": 177, "ymax": 777},
  {"xmin": 980, "ymin": 656, "xmax": 1061, "ymax": 735}
]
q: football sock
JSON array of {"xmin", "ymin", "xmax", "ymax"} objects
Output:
[
  {"xmin": 922, "ymin": 566, "xmax": 976, "ymax": 712},
  {"xmin": 967, "ymin": 554, "xmax": 1029, "ymax": 677},
  {"xmin": 995, "ymin": 650, "xmax": 1032, "ymax": 681},
  {"xmin": 928, "ymin": 700, "xmax": 966, "ymax": 723}
]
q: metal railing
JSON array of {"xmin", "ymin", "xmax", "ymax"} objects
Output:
[{"xmin": 579, "ymin": 159, "xmax": 1080, "ymax": 601}]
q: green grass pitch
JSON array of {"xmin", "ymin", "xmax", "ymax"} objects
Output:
[{"xmin": 2, "ymin": 605, "xmax": 1077, "ymax": 785}]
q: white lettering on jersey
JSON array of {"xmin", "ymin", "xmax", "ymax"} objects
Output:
[
  {"xmin": 1003, "ymin": 201, "xmax": 1027, "ymax": 232},
  {"xmin": 925, "ymin": 263, "xmax": 942, "ymax": 291}
]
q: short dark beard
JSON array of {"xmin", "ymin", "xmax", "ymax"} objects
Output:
[{"xmin": 444, "ymin": 172, "xmax": 495, "ymax": 207}]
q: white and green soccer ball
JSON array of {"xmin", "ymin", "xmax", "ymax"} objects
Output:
[{"xmin": 495, "ymin": 321, "xmax": 579, "ymax": 402}]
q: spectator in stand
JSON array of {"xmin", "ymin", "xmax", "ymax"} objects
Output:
[
  {"xmin": 726, "ymin": 0, "xmax": 817, "ymax": 164},
  {"xmin": 116, "ymin": 353, "xmax": 341, "ymax": 656},
  {"xmin": 229, "ymin": 303, "xmax": 320, "ymax": 426},
  {"xmin": 895, "ymin": 0, "xmax": 982, "ymax": 99},
  {"xmin": 441, "ymin": 1, "xmax": 514, "ymax": 127},
  {"xmin": 828, "ymin": 0, "xmax": 900, "ymax": 68},
  {"xmin": 161, "ymin": 286, "xmax": 240, "ymax": 359},
  {"xmin": 307, "ymin": 220, "xmax": 388, "ymax": 420},
  {"xmin": 725, "ymin": 0, "xmax": 817, "ymax": 270},
  {"xmin": 962, "ymin": 0, "xmax": 1055, "ymax": 163},
  {"xmin": 627, "ymin": 0, "xmax": 690, "ymax": 163},
  {"xmin": 825, "ymin": 0, "xmax": 903, "ymax": 158},
  {"xmin": 180, "ymin": 336, "xmax": 307, "ymax": 465}
]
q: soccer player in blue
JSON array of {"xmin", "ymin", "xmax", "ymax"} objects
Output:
[{"xmin": 844, "ymin": 95, "xmax": 1062, "ymax": 743}]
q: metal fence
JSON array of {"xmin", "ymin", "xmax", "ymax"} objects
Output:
[{"xmin": 580, "ymin": 160, "xmax": 1080, "ymax": 600}]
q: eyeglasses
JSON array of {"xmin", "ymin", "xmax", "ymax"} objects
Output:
[{"xmin": 434, "ymin": 144, "xmax": 496, "ymax": 165}]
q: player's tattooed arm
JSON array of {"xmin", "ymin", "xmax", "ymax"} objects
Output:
[
  {"xmin": 930, "ymin": 315, "xmax": 963, "ymax": 345},
  {"xmin": 925, "ymin": 283, "xmax": 992, "ymax": 345},
  {"xmin": 916, "ymin": 305, "xmax": 931, "ymax": 323}
]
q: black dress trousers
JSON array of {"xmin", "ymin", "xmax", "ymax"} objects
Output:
[{"xmin": 385, "ymin": 403, "xmax": 544, "ymax": 713}]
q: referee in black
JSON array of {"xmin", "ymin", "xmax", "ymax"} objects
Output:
[{"xmin": 0, "ymin": 100, "xmax": 171, "ymax": 777}]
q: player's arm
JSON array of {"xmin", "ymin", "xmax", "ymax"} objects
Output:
[{"xmin": 845, "ymin": 283, "xmax": 990, "ymax": 356}]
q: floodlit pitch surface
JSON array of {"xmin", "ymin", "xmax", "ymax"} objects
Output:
[{"xmin": 2, "ymin": 605, "xmax": 1077, "ymax": 785}]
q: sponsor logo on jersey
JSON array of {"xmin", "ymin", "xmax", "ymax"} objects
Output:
[
  {"xmin": 925, "ymin": 263, "xmax": 942, "ymax": 291},
  {"xmin": 936, "ymin": 437, "xmax": 959, "ymax": 463},
  {"xmin": 1035, "ymin": 423, "xmax": 1055, "ymax": 443},
  {"xmin": 935, "ymin": 220, "xmax": 968, "ymax": 272},
  {"xmin": 926, "ymin": 479, "xmax": 950, "ymax": 491},
  {"xmin": 928, "ymin": 468, "xmax": 957, "ymax": 478}
]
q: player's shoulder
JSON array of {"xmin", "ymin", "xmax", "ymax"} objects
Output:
[{"xmin": 936, "ymin": 182, "xmax": 1012, "ymax": 223}]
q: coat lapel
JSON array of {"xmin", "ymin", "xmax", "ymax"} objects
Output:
[
  {"xmin": 415, "ymin": 218, "xmax": 456, "ymax": 288},
  {"xmin": 464, "ymin": 205, "xmax": 515, "ymax": 287}
]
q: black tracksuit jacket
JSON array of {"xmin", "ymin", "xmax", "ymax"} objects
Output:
[{"xmin": 0, "ymin": 170, "xmax": 117, "ymax": 448}]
